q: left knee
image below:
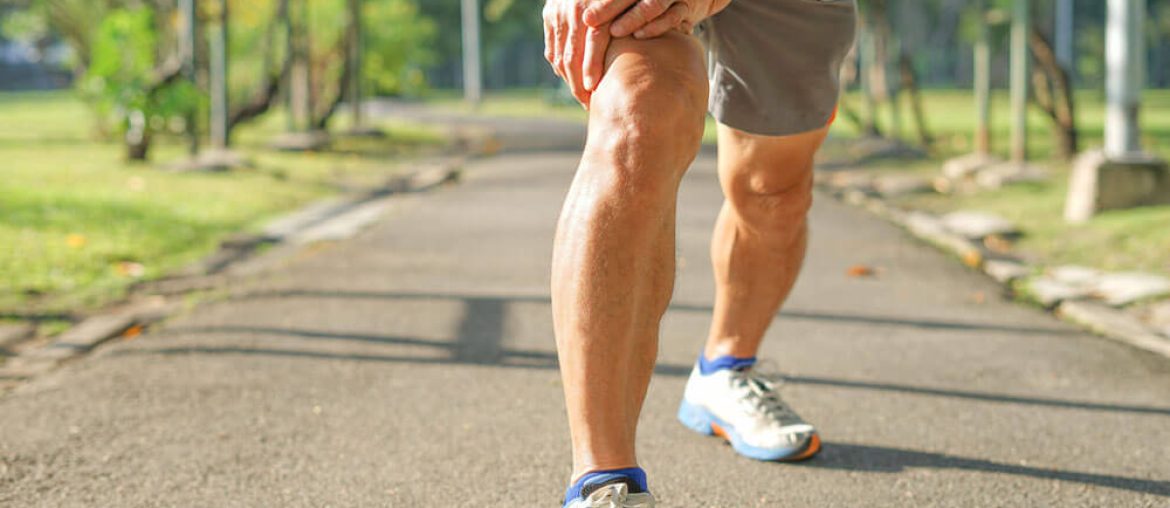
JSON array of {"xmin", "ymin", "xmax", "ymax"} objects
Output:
[
  {"xmin": 721, "ymin": 127, "xmax": 827, "ymax": 233},
  {"xmin": 724, "ymin": 157, "xmax": 815, "ymax": 233}
]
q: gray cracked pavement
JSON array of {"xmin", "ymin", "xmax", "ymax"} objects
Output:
[{"xmin": 2, "ymin": 123, "xmax": 1170, "ymax": 507}]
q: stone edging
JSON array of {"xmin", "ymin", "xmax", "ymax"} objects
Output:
[{"xmin": 816, "ymin": 176, "xmax": 1170, "ymax": 360}]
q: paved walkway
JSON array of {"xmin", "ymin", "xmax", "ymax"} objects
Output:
[{"xmin": 2, "ymin": 123, "xmax": 1169, "ymax": 506}]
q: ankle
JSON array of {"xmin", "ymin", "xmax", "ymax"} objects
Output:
[
  {"xmin": 565, "ymin": 467, "xmax": 649, "ymax": 504},
  {"xmin": 698, "ymin": 352, "xmax": 757, "ymax": 375},
  {"xmin": 570, "ymin": 460, "xmax": 639, "ymax": 484}
]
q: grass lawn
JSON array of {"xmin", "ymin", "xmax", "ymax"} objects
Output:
[
  {"xmin": 0, "ymin": 91, "xmax": 445, "ymax": 317},
  {"xmin": 859, "ymin": 89, "xmax": 1170, "ymax": 277},
  {"xmin": 834, "ymin": 89, "xmax": 1170, "ymax": 160},
  {"xmin": 905, "ymin": 182, "xmax": 1170, "ymax": 275}
]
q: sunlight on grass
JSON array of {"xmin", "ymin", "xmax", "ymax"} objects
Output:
[
  {"xmin": 903, "ymin": 183, "xmax": 1170, "ymax": 276},
  {"xmin": 0, "ymin": 91, "xmax": 445, "ymax": 314},
  {"xmin": 863, "ymin": 88, "xmax": 1170, "ymax": 277},
  {"xmin": 833, "ymin": 89, "xmax": 1170, "ymax": 160}
]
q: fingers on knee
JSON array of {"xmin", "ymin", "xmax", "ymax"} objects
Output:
[{"xmin": 588, "ymin": 40, "xmax": 708, "ymax": 162}]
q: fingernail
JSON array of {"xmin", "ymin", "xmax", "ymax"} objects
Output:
[{"xmin": 634, "ymin": 30, "xmax": 646, "ymax": 39}]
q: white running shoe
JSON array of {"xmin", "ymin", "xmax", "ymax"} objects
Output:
[
  {"xmin": 677, "ymin": 362, "xmax": 822, "ymax": 461},
  {"xmin": 564, "ymin": 481, "xmax": 656, "ymax": 508}
]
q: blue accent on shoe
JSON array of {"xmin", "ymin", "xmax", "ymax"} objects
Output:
[
  {"xmin": 698, "ymin": 354, "xmax": 757, "ymax": 376},
  {"xmin": 563, "ymin": 467, "xmax": 648, "ymax": 507},
  {"xmin": 677, "ymin": 398, "xmax": 816, "ymax": 462}
]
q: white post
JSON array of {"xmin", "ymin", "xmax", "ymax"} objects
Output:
[
  {"xmin": 289, "ymin": 0, "xmax": 313, "ymax": 133},
  {"xmin": 1054, "ymin": 0, "xmax": 1075, "ymax": 74},
  {"xmin": 179, "ymin": 0, "xmax": 198, "ymax": 155},
  {"xmin": 209, "ymin": 0, "xmax": 229, "ymax": 150},
  {"xmin": 1009, "ymin": 0, "xmax": 1029, "ymax": 163},
  {"xmin": 974, "ymin": 0, "xmax": 991, "ymax": 155},
  {"xmin": 1064, "ymin": 0, "xmax": 1166, "ymax": 222},
  {"xmin": 1105, "ymin": 0, "xmax": 1145, "ymax": 158},
  {"xmin": 348, "ymin": 0, "xmax": 364, "ymax": 128},
  {"xmin": 179, "ymin": 0, "xmax": 197, "ymax": 79},
  {"xmin": 461, "ymin": 0, "xmax": 483, "ymax": 105}
]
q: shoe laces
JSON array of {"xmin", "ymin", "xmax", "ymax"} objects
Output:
[
  {"xmin": 579, "ymin": 483, "xmax": 655, "ymax": 508},
  {"xmin": 728, "ymin": 361, "xmax": 797, "ymax": 421}
]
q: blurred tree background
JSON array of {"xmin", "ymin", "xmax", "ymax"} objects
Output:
[{"xmin": 2, "ymin": 0, "xmax": 1169, "ymax": 160}]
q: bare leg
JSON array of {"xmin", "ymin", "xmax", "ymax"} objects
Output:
[
  {"xmin": 552, "ymin": 31, "xmax": 707, "ymax": 479},
  {"xmin": 704, "ymin": 124, "xmax": 830, "ymax": 360}
]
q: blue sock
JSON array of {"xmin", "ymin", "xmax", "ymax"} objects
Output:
[
  {"xmin": 698, "ymin": 353, "xmax": 757, "ymax": 375},
  {"xmin": 563, "ymin": 467, "xmax": 648, "ymax": 505}
]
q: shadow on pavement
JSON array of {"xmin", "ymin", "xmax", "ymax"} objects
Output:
[
  {"xmin": 810, "ymin": 442, "xmax": 1170, "ymax": 497},
  {"xmin": 112, "ymin": 283, "xmax": 1170, "ymax": 496},
  {"xmin": 225, "ymin": 289, "xmax": 1074, "ymax": 337},
  {"xmin": 115, "ymin": 331, "xmax": 1170, "ymax": 497},
  {"xmin": 156, "ymin": 288, "xmax": 1169, "ymax": 419},
  {"xmin": 121, "ymin": 326, "xmax": 1170, "ymax": 417}
]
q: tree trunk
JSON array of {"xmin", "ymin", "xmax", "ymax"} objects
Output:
[
  {"xmin": 123, "ymin": 56, "xmax": 183, "ymax": 162},
  {"xmin": 229, "ymin": 0, "xmax": 291, "ymax": 129},
  {"xmin": 899, "ymin": 51, "xmax": 933, "ymax": 148},
  {"xmin": 125, "ymin": 110, "xmax": 151, "ymax": 161},
  {"xmin": 347, "ymin": 0, "xmax": 364, "ymax": 128},
  {"xmin": 311, "ymin": 36, "xmax": 355, "ymax": 130},
  {"xmin": 1029, "ymin": 27, "xmax": 1079, "ymax": 159}
]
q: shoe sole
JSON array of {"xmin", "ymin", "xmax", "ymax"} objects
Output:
[{"xmin": 677, "ymin": 399, "xmax": 822, "ymax": 462}]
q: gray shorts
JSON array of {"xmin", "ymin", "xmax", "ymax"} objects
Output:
[{"xmin": 699, "ymin": 0, "xmax": 857, "ymax": 136}]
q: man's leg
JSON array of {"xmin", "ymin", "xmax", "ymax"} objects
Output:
[
  {"xmin": 704, "ymin": 123, "xmax": 829, "ymax": 360},
  {"xmin": 673, "ymin": 123, "xmax": 828, "ymax": 463},
  {"xmin": 553, "ymin": 30, "xmax": 707, "ymax": 483}
]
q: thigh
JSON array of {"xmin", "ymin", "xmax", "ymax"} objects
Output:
[{"xmin": 716, "ymin": 123, "xmax": 830, "ymax": 195}]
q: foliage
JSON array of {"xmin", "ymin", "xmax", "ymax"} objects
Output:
[
  {"xmin": 224, "ymin": 0, "xmax": 289, "ymax": 118},
  {"xmin": 362, "ymin": 0, "xmax": 437, "ymax": 96},
  {"xmin": 0, "ymin": 7, "xmax": 49, "ymax": 45},
  {"xmin": 78, "ymin": 7, "xmax": 197, "ymax": 144}
]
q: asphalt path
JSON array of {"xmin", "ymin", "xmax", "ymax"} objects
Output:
[{"xmin": 2, "ymin": 132, "xmax": 1169, "ymax": 506}]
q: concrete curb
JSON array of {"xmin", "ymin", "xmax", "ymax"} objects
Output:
[
  {"xmin": 817, "ymin": 171, "xmax": 1170, "ymax": 360},
  {"xmin": 0, "ymin": 298, "xmax": 174, "ymax": 380},
  {"xmin": 1057, "ymin": 301, "xmax": 1170, "ymax": 358},
  {"xmin": 1, "ymin": 160, "xmax": 465, "ymax": 387},
  {"xmin": 0, "ymin": 323, "xmax": 36, "ymax": 351}
]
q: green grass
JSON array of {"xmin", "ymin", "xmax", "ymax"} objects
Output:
[
  {"xmin": 0, "ymin": 91, "xmax": 445, "ymax": 315},
  {"xmin": 904, "ymin": 182, "xmax": 1170, "ymax": 276},
  {"xmin": 832, "ymin": 89, "xmax": 1170, "ymax": 161},
  {"xmin": 860, "ymin": 88, "xmax": 1170, "ymax": 277}
]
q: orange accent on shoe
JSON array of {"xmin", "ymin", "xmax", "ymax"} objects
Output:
[
  {"xmin": 711, "ymin": 422, "xmax": 729, "ymax": 440},
  {"xmin": 785, "ymin": 434, "xmax": 822, "ymax": 462}
]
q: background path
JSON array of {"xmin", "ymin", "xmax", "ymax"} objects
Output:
[{"xmin": 2, "ymin": 127, "xmax": 1169, "ymax": 506}]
